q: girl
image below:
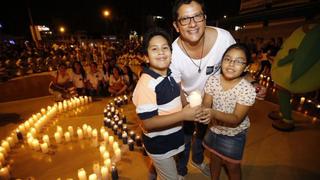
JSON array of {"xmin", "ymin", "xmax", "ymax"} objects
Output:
[
  {"xmin": 49, "ymin": 62, "xmax": 76, "ymax": 101},
  {"xmin": 108, "ymin": 66, "xmax": 127, "ymax": 96},
  {"xmin": 199, "ymin": 43, "xmax": 256, "ymax": 180},
  {"xmin": 132, "ymin": 28, "xmax": 200, "ymax": 180},
  {"xmin": 71, "ymin": 61, "xmax": 87, "ymax": 96}
]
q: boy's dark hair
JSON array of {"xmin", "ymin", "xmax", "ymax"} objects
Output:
[
  {"xmin": 222, "ymin": 43, "xmax": 253, "ymax": 77},
  {"xmin": 142, "ymin": 27, "xmax": 172, "ymax": 55},
  {"xmin": 172, "ymin": 0, "xmax": 205, "ymax": 21}
]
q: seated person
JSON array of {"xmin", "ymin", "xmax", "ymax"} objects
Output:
[
  {"xmin": 108, "ymin": 66, "xmax": 127, "ymax": 96},
  {"xmin": 122, "ymin": 65, "xmax": 138, "ymax": 93},
  {"xmin": 49, "ymin": 62, "xmax": 77, "ymax": 101},
  {"xmin": 86, "ymin": 62, "xmax": 104, "ymax": 96},
  {"xmin": 70, "ymin": 61, "xmax": 87, "ymax": 96}
]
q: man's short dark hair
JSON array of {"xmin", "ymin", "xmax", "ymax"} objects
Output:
[{"xmin": 172, "ymin": 0, "xmax": 205, "ymax": 21}]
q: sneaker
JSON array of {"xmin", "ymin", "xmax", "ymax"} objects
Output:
[
  {"xmin": 191, "ymin": 161, "xmax": 210, "ymax": 177},
  {"xmin": 177, "ymin": 175, "xmax": 185, "ymax": 180}
]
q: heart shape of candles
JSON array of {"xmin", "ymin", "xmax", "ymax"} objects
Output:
[{"xmin": 0, "ymin": 95, "xmax": 135, "ymax": 179}]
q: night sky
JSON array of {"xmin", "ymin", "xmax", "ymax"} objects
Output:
[{"xmin": 0, "ymin": 0, "xmax": 240, "ymax": 37}]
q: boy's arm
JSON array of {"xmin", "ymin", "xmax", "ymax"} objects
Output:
[{"xmin": 141, "ymin": 105, "xmax": 200, "ymax": 131}]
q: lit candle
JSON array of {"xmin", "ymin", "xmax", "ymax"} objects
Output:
[
  {"xmin": 300, "ymin": 97, "xmax": 306, "ymax": 104},
  {"xmin": 32, "ymin": 139, "xmax": 40, "ymax": 151},
  {"xmin": 78, "ymin": 168, "xmax": 87, "ymax": 180},
  {"xmin": 41, "ymin": 108, "xmax": 46, "ymax": 115},
  {"xmin": 112, "ymin": 142, "xmax": 119, "ymax": 151},
  {"xmin": 99, "ymin": 145, "xmax": 106, "ymax": 155},
  {"xmin": 54, "ymin": 132, "xmax": 62, "ymax": 144},
  {"xmin": 1, "ymin": 141, "xmax": 10, "ymax": 152},
  {"xmin": 108, "ymin": 136, "xmax": 114, "ymax": 146},
  {"xmin": 68, "ymin": 126, "xmax": 74, "ymax": 137},
  {"xmin": 129, "ymin": 131, "xmax": 136, "ymax": 141},
  {"xmin": 87, "ymin": 126, "xmax": 92, "ymax": 138},
  {"xmin": 188, "ymin": 90, "xmax": 202, "ymax": 107},
  {"xmin": 64, "ymin": 132, "xmax": 71, "ymax": 142},
  {"xmin": 6, "ymin": 137, "xmax": 14, "ymax": 148},
  {"xmin": 103, "ymin": 151, "xmax": 110, "ymax": 160},
  {"xmin": 92, "ymin": 129, "xmax": 98, "ymax": 138},
  {"xmin": 122, "ymin": 132, "xmax": 128, "ymax": 144},
  {"xmin": 43, "ymin": 135, "xmax": 50, "ymax": 146},
  {"xmin": 101, "ymin": 166, "xmax": 109, "ymax": 180},
  {"xmin": 104, "ymin": 158, "xmax": 111, "ymax": 169},
  {"xmin": 103, "ymin": 132, "xmax": 109, "ymax": 142},
  {"xmin": 128, "ymin": 139, "xmax": 134, "ymax": 151},
  {"xmin": 100, "ymin": 127, "xmax": 106, "ymax": 137},
  {"xmin": 57, "ymin": 126, "xmax": 63, "ymax": 135},
  {"xmin": 111, "ymin": 164, "xmax": 118, "ymax": 180},
  {"xmin": 114, "ymin": 148, "xmax": 121, "ymax": 162},
  {"xmin": 77, "ymin": 128, "xmax": 84, "ymax": 140},
  {"xmin": 18, "ymin": 125, "xmax": 26, "ymax": 134},
  {"xmin": 0, "ymin": 167, "xmax": 10, "ymax": 179},
  {"xmin": 40, "ymin": 143, "xmax": 49, "ymax": 153}
]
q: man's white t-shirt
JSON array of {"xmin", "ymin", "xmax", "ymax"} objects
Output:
[{"xmin": 170, "ymin": 26, "xmax": 236, "ymax": 96}]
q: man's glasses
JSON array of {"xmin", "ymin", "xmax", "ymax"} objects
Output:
[
  {"xmin": 177, "ymin": 13, "xmax": 206, "ymax": 26},
  {"xmin": 223, "ymin": 57, "xmax": 247, "ymax": 66}
]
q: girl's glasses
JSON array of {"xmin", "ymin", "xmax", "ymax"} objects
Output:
[{"xmin": 223, "ymin": 57, "xmax": 246, "ymax": 66}]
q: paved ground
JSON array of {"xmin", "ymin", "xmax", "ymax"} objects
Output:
[{"xmin": 0, "ymin": 96, "xmax": 320, "ymax": 180}]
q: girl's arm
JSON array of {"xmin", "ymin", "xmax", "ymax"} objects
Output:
[{"xmin": 199, "ymin": 93, "xmax": 251, "ymax": 127}]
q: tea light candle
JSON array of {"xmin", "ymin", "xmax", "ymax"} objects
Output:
[
  {"xmin": 87, "ymin": 126, "xmax": 92, "ymax": 138},
  {"xmin": 64, "ymin": 132, "xmax": 71, "ymax": 142},
  {"xmin": 101, "ymin": 166, "xmax": 109, "ymax": 180},
  {"xmin": 54, "ymin": 132, "xmax": 62, "ymax": 144},
  {"xmin": 111, "ymin": 164, "xmax": 118, "ymax": 180},
  {"xmin": 103, "ymin": 151, "xmax": 110, "ymax": 160},
  {"xmin": 188, "ymin": 90, "xmax": 202, "ymax": 107},
  {"xmin": 0, "ymin": 167, "xmax": 10, "ymax": 179},
  {"xmin": 78, "ymin": 168, "xmax": 87, "ymax": 180},
  {"xmin": 122, "ymin": 132, "xmax": 128, "ymax": 144},
  {"xmin": 112, "ymin": 142, "xmax": 119, "ymax": 151},
  {"xmin": 92, "ymin": 129, "xmax": 98, "ymax": 138},
  {"xmin": 103, "ymin": 132, "xmax": 109, "ymax": 142},
  {"xmin": 99, "ymin": 145, "xmax": 106, "ymax": 155},
  {"xmin": 32, "ymin": 139, "xmax": 40, "ymax": 151},
  {"xmin": 18, "ymin": 125, "xmax": 26, "ymax": 134},
  {"xmin": 114, "ymin": 148, "xmax": 121, "ymax": 162},
  {"xmin": 43, "ymin": 135, "xmax": 50, "ymax": 146},
  {"xmin": 40, "ymin": 143, "xmax": 49, "ymax": 153},
  {"xmin": 68, "ymin": 126, "xmax": 74, "ymax": 137},
  {"xmin": 128, "ymin": 139, "xmax": 134, "ymax": 151},
  {"xmin": 77, "ymin": 128, "xmax": 84, "ymax": 140},
  {"xmin": 30, "ymin": 127, "xmax": 37, "ymax": 136},
  {"xmin": 104, "ymin": 158, "xmax": 111, "ymax": 170},
  {"xmin": 108, "ymin": 136, "xmax": 114, "ymax": 146},
  {"xmin": 1, "ymin": 141, "xmax": 10, "ymax": 152},
  {"xmin": 41, "ymin": 108, "xmax": 46, "ymax": 115},
  {"xmin": 100, "ymin": 127, "xmax": 106, "ymax": 137},
  {"xmin": 57, "ymin": 126, "xmax": 63, "ymax": 135},
  {"xmin": 88, "ymin": 174, "xmax": 97, "ymax": 180},
  {"xmin": 129, "ymin": 131, "xmax": 136, "ymax": 141}
]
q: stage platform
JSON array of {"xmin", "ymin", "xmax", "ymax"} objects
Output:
[{"xmin": 0, "ymin": 96, "xmax": 319, "ymax": 180}]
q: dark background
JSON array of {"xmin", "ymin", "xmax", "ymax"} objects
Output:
[{"xmin": 0, "ymin": 0, "xmax": 240, "ymax": 37}]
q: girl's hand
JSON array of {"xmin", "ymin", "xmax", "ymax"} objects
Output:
[{"xmin": 196, "ymin": 108, "xmax": 212, "ymax": 124}]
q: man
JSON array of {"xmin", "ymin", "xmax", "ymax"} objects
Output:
[{"xmin": 170, "ymin": 0, "xmax": 236, "ymax": 178}]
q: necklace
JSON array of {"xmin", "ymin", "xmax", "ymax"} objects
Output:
[{"xmin": 181, "ymin": 35, "xmax": 205, "ymax": 73}]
